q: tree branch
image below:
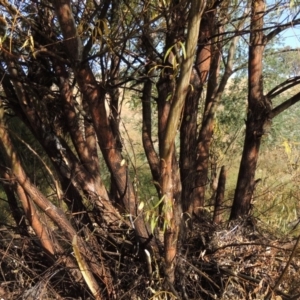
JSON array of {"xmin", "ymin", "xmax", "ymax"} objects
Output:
[
  {"xmin": 266, "ymin": 76, "xmax": 300, "ymax": 100},
  {"xmin": 162, "ymin": 0, "xmax": 206, "ymax": 158},
  {"xmin": 270, "ymin": 91, "xmax": 300, "ymax": 119},
  {"xmin": 264, "ymin": 18, "xmax": 300, "ymax": 44},
  {"xmin": 52, "ymin": 0, "xmax": 83, "ymax": 63}
]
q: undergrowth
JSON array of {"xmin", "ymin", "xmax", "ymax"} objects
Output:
[{"xmin": 1, "ymin": 215, "xmax": 300, "ymax": 299}]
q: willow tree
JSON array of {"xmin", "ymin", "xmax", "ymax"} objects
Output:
[
  {"xmin": 0, "ymin": 0, "xmax": 155, "ymax": 297},
  {"xmin": 230, "ymin": 0, "xmax": 300, "ymax": 219},
  {"xmin": 1, "ymin": 0, "xmax": 300, "ymax": 298}
]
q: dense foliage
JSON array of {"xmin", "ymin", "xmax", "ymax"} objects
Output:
[{"xmin": 0, "ymin": 0, "xmax": 300, "ymax": 298}]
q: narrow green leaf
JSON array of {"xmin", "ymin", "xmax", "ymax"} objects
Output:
[{"xmin": 164, "ymin": 44, "xmax": 175, "ymax": 63}]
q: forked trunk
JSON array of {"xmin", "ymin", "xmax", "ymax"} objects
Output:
[{"xmin": 159, "ymin": 0, "xmax": 205, "ymax": 285}]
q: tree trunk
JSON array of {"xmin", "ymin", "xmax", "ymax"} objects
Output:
[
  {"xmin": 230, "ymin": 0, "xmax": 269, "ymax": 219},
  {"xmin": 4, "ymin": 56, "xmax": 121, "ymax": 229},
  {"xmin": 142, "ymin": 67, "xmax": 160, "ymax": 195},
  {"xmin": 0, "ymin": 168, "xmax": 29, "ymax": 236},
  {"xmin": 192, "ymin": 20, "xmax": 220, "ymax": 216},
  {"xmin": 52, "ymin": 0, "xmax": 154, "ymax": 249},
  {"xmin": 0, "ymin": 108, "xmax": 115, "ymax": 295},
  {"xmin": 179, "ymin": 15, "xmax": 212, "ymax": 214},
  {"xmin": 213, "ymin": 166, "xmax": 226, "ymax": 225},
  {"xmin": 159, "ymin": 0, "xmax": 205, "ymax": 284}
]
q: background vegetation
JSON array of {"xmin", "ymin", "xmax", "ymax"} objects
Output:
[{"xmin": 0, "ymin": 0, "xmax": 300, "ymax": 299}]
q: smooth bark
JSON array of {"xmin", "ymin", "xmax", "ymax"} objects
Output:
[
  {"xmin": 160, "ymin": 0, "xmax": 205, "ymax": 284},
  {"xmin": 213, "ymin": 166, "xmax": 226, "ymax": 225},
  {"xmin": 52, "ymin": 0, "xmax": 155, "ymax": 248},
  {"xmin": 231, "ymin": 0, "xmax": 267, "ymax": 219}
]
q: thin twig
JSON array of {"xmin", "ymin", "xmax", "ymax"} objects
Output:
[{"xmin": 266, "ymin": 234, "xmax": 300, "ymax": 299}]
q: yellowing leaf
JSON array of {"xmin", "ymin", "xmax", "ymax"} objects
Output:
[
  {"xmin": 150, "ymin": 216, "xmax": 158, "ymax": 233},
  {"xmin": 164, "ymin": 44, "xmax": 175, "ymax": 63},
  {"xmin": 95, "ymin": 19, "xmax": 110, "ymax": 36},
  {"xmin": 166, "ymin": 93, "xmax": 173, "ymax": 102},
  {"xmin": 29, "ymin": 35, "xmax": 34, "ymax": 47},
  {"xmin": 138, "ymin": 201, "xmax": 144, "ymax": 210},
  {"xmin": 20, "ymin": 39, "xmax": 29, "ymax": 50},
  {"xmin": 171, "ymin": 55, "xmax": 177, "ymax": 70},
  {"xmin": 72, "ymin": 235, "xmax": 99, "ymax": 297},
  {"xmin": 283, "ymin": 140, "xmax": 291, "ymax": 158}
]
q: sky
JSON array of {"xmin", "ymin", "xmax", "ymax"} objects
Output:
[
  {"xmin": 277, "ymin": 4, "xmax": 300, "ymax": 47},
  {"xmin": 282, "ymin": 27, "xmax": 300, "ymax": 46}
]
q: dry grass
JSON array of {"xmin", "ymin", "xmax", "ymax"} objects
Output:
[{"xmin": 1, "ymin": 216, "xmax": 300, "ymax": 299}]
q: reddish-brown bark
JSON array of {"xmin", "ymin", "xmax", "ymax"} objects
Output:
[
  {"xmin": 192, "ymin": 14, "xmax": 220, "ymax": 216},
  {"xmin": 54, "ymin": 60, "xmax": 101, "ymax": 178},
  {"xmin": 53, "ymin": 0, "xmax": 154, "ymax": 248},
  {"xmin": 0, "ymin": 110, "xmax": 85, "ymax": 281},
  {"xmin": 213, "ymin": 166, "xmax": 226, "ymax": 225},
  {"xmin": 0, "ymin": 110, "xmax": 112, "ymax": 295},
  {"xmin": 186, "ymin": 4, "xmax": 246, "ymax": 218},
  {"xmin": 4, "ymin": 56, "xmax": 121, "ymax": 227},
  {"xmin": 140, "ymin": 13, "xmax": 161, "ymax": 194},
  {"xmin": 229, "ymin": 1, "xmax": 300, "ymax": 219},
  {"xmin": 0, "ymin": 168, "xmax": 29, "ymax": 236},
  {"xmin": 158, "ymin": 0, "xmax": 205, "ymax": 284},
  {"xmin": 180, "ymin": 12, "xmax": 213, "ymax": 214},
  {"xmin": 230, "ymin": 0, "xmax": 267, "ymax": 219},
  {"xmin": 142, "ymin": 68, "xmax": 160, "ymax": 195}
]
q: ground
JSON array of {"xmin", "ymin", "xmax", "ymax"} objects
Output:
[{"xmin": 1, "ymin": 216, "xmax": 299, "ymax": 299}]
